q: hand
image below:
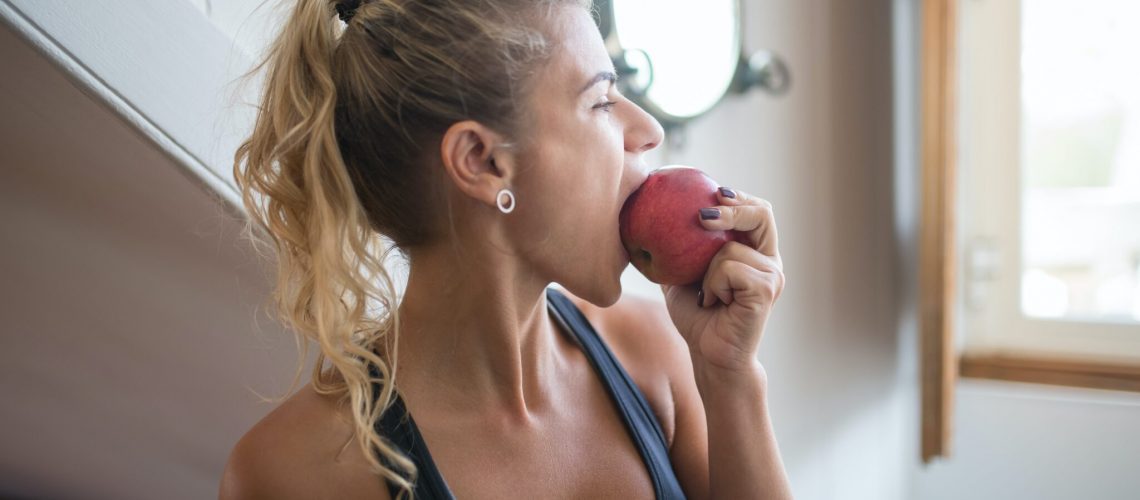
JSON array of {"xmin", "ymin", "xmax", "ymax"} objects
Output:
[{"xmin": 661, "ymin": 187, "xmax": 784, "ymax": 373}]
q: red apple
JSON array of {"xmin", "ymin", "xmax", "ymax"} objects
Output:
[{"xmin": 620, "ymin": 166, "xmax": 741, "ymax": 286}]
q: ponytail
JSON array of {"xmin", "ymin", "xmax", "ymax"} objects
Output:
[{"xmin": 233, "ymin": 0, "xmax": 415, "ymax": 496}]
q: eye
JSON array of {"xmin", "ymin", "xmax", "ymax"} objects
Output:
[{"xmin": 593, "ymin": 100, "xmax": 617, "ymax": 112}]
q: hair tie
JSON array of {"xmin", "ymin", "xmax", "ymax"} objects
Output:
[{"xmin": 335, "ymin": 0, "xmax": 361, "ymax": 23}]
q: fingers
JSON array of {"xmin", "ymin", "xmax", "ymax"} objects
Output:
[
  {"xmin": 698, "ymin": 241, "xmax": 785, "ymax": 308},
  {"xmin": 698, "ymin": 188, "xmax": 780, "ymax": 258}
]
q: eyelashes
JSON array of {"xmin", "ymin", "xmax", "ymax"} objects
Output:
[
  {"xmin": 593, "ymin": 82, "xmax": 625, "ymax": 112},
  {"xmin": 594, "ymin": 100, "xmax": 617, "ymax": 112}
]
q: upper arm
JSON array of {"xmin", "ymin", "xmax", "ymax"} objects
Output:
[
  {"xmin": 218, "ymin": 393, "xmax": 393, "ymax": 500},
  {"xmin": 219, "ymin": 431, "xmax": 271, "ymax": 500}
]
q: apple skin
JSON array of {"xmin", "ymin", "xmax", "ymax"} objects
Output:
[{"xmin": 620, "ymin": 166, "xmax": 742, "ymax": 286}]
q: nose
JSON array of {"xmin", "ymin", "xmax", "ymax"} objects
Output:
[{"xmin": 624, "ymin": 101, "xmax": 665, "ymax": 154}]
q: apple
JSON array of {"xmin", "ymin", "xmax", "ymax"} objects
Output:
[{"xmin": 619, "ymin": 166, "xmax": 742, "ymax": 286}]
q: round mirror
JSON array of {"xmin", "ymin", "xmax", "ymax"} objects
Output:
[{"xmin": 598, "ymin": 0, "xmax": 742, "ymax": 125}]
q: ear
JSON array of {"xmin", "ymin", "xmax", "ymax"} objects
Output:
[{"xmin": 439, "ymin": 120, "xmax": 513, "ymax": 210}]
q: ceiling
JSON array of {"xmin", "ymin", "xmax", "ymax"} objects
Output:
[{"xmin": 0, "ymin": 20, "xmax": 307, "ymax": 500}]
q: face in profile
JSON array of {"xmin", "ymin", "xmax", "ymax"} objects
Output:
[{"xmin": 503, "ymin": 5, "xmax": 664, "ymax": 306}]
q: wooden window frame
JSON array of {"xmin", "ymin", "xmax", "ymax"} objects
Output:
[
  {"xmin": 959, "ymin": 353, "xmax": 1140, "ymax": 394},
  {"xmin": 920, "ymin": 0, "xmax": 958, "ymax": 464}
]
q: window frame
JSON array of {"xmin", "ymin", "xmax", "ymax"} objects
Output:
[{"xmin": 919, "ymin": 0, "xmax": 959, "ymax": 464}]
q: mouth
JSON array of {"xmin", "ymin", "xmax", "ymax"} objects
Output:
[
  {"xmin": 617, "ymin": 198, "xmax": 633, "ymax": 265},
  {"xmin": 616, "ymin": 174, "xmax": 646, "ymax": 266}
]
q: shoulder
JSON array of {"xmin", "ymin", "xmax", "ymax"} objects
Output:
[
  {"xmin": 560, "ymin": 288, "xmax": 693, "ymax": 446},
  {"xmin": 568, "ymin": 291, "xmax": 688, "ymax": 369},
  {"xmin": 219, "ymin": 383, "xmax": 391, "ymax": 500}
]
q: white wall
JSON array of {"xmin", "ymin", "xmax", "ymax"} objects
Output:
[
  {"xmin": 914, "ymin": 380, "xmax": 1140, "ymax": 500},
  {"xmin": 0, "ymin": 0, "xmax": 259, "ymax": 209}
]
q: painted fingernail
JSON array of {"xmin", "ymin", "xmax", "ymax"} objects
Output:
[
  {"xmin": 697, "ymin": 289, "xmax": 705, "ymax": 308},
  {"xmin": 718, "ymin": 187, "xmax": 736, "ymax": 199},
  {"xmin": 699, "ymin": 208, "xmax": 720, "ymax": 220}
]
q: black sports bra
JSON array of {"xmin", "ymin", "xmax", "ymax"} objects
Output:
[{"xmin": 369, "ymin": 287, "xmax": 687, "ymax": 499}]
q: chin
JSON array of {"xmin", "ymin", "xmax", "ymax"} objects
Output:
[
  {"xmin": 595, "ymin": 291, "xmax": 621, "ymax": 308},
  {"xmin": 565, "ymin": 276, "xmax": 622, "ymax": 308},
  {"xmin": 592, "ymin": 277, "xmax": 624, "ymax": 307}
]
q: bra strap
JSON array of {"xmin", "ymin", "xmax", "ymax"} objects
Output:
[{"xmin": 545, "ymin": 288, "xmax": 686, "ymax": 499}]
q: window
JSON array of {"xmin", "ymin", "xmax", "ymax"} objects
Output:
[
  {"xmin": 1020, "ymin": 0, "xmax": 1140, "ymax": 323},
  {"xmin": 955, "ymin": 0, "xmax": 1140, "ymax": 386}
]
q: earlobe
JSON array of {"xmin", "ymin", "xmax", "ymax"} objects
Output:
[{"xmin": 495, "ymin": 188, "xmax": 516, "ymax": 214}]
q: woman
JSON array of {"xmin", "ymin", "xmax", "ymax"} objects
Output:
[{"xmin": 220, "ymin": 0, "xmax": 791, "ymax": 498}]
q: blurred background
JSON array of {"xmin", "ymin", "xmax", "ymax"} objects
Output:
[{"xmin": 1, "ymin": 0, "xmax": 1137, "ymax": 499}]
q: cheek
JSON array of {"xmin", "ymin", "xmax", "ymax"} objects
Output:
[
  {"xmin": 568, "ymin": 140, "xmax": 622, "ymax": 211},
  {"xmin": 578, "ymin": 127, "xmax": 627, "ymax": 220},
  {"xmin": 547, "ymin": 128, "xmax": 622, "ymax": 196},
  {"xmin": 575, "ymin": 120, "xmax": 624, "ymax": 176},
  {"xmin": 521, "ymin": 118, "xmax": 626, "ymax": 225}
]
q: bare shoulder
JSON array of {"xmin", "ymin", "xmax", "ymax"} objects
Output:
[
  {"xmin": 219, "ymin": 383, "xmax": 391, "ymax": 500},
  {"xmin": 561, "ymin": 289, "xmax": 694, "ymax": 445},
  {"xmin": 568, "ymin": 291, "xmax": 686, "ymax": 364}
]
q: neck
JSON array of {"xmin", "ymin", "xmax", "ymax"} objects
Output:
[{"xmin": 391, "ymin": 242, "xmax": 566, "ymax": 422}]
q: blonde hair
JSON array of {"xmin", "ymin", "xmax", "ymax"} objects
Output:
[{"xmin": 233, "ymin": 0, "xmax": 590, "ymax": 497}]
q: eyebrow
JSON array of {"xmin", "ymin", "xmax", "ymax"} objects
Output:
[{"xmin": 578, "ymin": 71, "xmax": 618, "ymax": 95}]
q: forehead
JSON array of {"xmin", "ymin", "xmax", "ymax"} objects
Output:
[{"xmin": 536, "ymin": 6, "xmax": 613, "ymax": 97}]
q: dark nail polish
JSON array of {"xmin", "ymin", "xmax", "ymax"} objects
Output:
[
  {"xmin": 699, "ymin": 208, "xmax": 720, "ymax": 220},
  {"xmin": 697, "ymin": 289, "xmax": 705, "ymax": 307},
  {"xmin": 719, "ymin": 187, "xmax": 736, "ymax": 199}
]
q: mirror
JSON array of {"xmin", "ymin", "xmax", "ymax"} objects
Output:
[
  {"xmin": 599, "ymin": 0, "xmax": 741, "ymax": 125},
  {"xmin": 597, "ymin": 0, "xmax": 791, "ymax": 128}
]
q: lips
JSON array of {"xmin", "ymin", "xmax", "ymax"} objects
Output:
[
  {"xmin": 616, "ymin": 191, "xmax": 637, "ymax": 263},
  {"xmin": 615, "ymin": 168, "xmax": 647, "ymax": 265}
]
